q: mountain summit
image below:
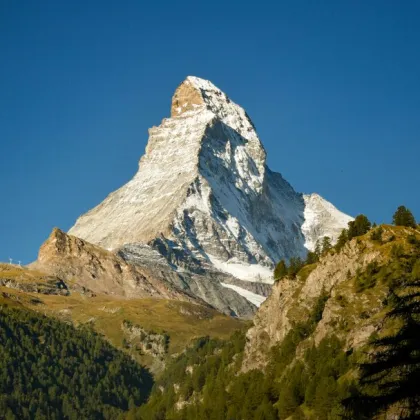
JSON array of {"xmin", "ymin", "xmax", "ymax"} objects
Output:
[{"xmin": 68, "ymin": 76, "xmax": 351, "ymax": 310}]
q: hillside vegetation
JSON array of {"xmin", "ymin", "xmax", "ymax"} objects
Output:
[
  {"xmin": 128, "ymin": 223, "xmax": 420, "ymax": 419},
  {"xmin": 0, "ymin": 289, "xmax": 245, "ymax": 372},
  {"xmin": 0, "ymin": 305, "xmax": 153, "ymax": 420},
  {"xmin": 1, "ymin": 206, "xmax": 418, "ymax": 419}
]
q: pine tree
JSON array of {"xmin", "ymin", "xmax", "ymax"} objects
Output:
[
  {"xmin": 344, "ymin": 273, "xmax": 420, "ymax": 418},
  {"xmin": 254, "ymin": 397, "xmax": 277, "ymax": 420},
  {"xmin": 305, "ymin": 251, "xmax": 318, "ymax": 265},
  {"xmin": 335, "ymin": 229, "xmax": 348, "ymax": 251},
  {"xmin": 277, "ymin": 384, "xmax": 301, "ymax": 419},
  {"xmin": 393, "ymin": 206, "xmax": 416, "ymax": 228},
  {"xmin": 274, "ymin": 260, "xmax": 287, "ymax": 280},
  {"xmin": 370, "ymin": 226, "xmax": 383, "ymax": 242},
  {"xmin": 321, "ymin": 236, "xmax": 332, "ymax": 254},
  {"xmin": 347, "ymin": 215, "xmax": 371, "ymax": 240},
  {"xmin": 288, "ymin": 257, "xmax": 304, "ymax": 278}
]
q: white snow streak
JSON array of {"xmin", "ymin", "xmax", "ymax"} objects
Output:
[
  {"xmin": 208, "ymin": 254, "xmax": 273, "ymax": 283},
  {"xmin": 220, "ymin": 283, "xmax": 266, "ymax": 307}
]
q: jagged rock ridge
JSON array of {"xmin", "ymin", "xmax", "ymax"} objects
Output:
[{"xmin": 68, "ymin": 76, "xmax": 352, "ymax": 310}]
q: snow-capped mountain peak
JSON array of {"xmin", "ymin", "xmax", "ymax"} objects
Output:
[
  {"xmin": 302, "ymin": 193, "xmax": 353, "ymax": 251},
  {"xmin": 68, "ymin": 76, "xmax": 352, "ymax": 313}
]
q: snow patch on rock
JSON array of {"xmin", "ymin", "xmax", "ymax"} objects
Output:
[{"xmin": 220, "ymin": 283, "xmax": 267, "ymax": 307}]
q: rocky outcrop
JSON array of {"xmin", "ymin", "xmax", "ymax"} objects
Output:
[
  {"xmin": 31, "ymin": 228, "xmax": 258, "ymax": 318},
  {"xmin": 0, "ymin": 263, "xmax": 69, "ymax": 296},
  {"xmin": 242, "ymin": 230, "xmax": 391, "ymax": 372},
  {"xmin": 32, "ymin": 228, "xmax": 201, "ymax": 302},
  {"xmin": 122, "ymin": 321, "xmax": 169, "ymax": 359}
]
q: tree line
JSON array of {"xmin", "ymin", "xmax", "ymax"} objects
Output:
[{"xmin": 274, "ymin": 205, "xmax": 417, "ymax": 282}]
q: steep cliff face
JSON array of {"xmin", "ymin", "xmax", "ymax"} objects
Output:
[
  {"xmin": 242, "ymin": 225, "xmax": 415, "ymax": 371},
  {"xmin": 68, "ymin": 76, "xmax": 351, "ymax": 309}
]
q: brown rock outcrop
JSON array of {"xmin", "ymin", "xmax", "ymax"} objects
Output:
[
  {"xmin": 32, "ymin": 228, "xmax": 203, "ymax": 303},
  {"xmin": 171, "ymin": 79, "xmax": 205, "ymax": 117},
  {"xmin": 242, "ymin": 235, "xmax": 386, "ymax": 372}
]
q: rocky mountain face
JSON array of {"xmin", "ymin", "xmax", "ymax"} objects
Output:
[
  {"xmin": 242, "ymin": 225, "xmax": 414, "ymax": 372},
  {"xmin": 31, "ymin": 228, "xmax": 258, "ymax": 318},
  {"xmin": 30, "ymin": 228, "xmax": 198, "ymax": 302},
  {"xmin": 63, "ymin": 76, "xmax": 352, "ymax": 314}
]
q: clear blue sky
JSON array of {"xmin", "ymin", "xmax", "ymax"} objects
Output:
[{"xmin": 1, "ymin": 0, "xmax": 419, "ymax": 263}]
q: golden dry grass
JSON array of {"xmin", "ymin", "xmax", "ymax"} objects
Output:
[{"xmin": 0, "ymin": 287, "xmax": 246, "ymax": 357}]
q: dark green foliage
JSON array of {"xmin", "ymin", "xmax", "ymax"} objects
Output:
[
  {"xmin": 0, "ymin": 306, "xmax": 153, "ymax": 420},
  {"xmin": 370, "ymin": 226, "xmax": 383, "ymax": 243},
  {"xmin": 135, "ymin": 289, "xmax": 351, "ymax": 420},
  {"xmin": 335, "ymin": 228, "xmax": 348, "ymax": 251},
  {"xmin": 271, "ymin": 332, "xmax": 351, "ymax": 420},
  {"xmin": 288, "ymin": 257, "xmax": 304, "ymax": 278},
  {"xmin": 321, "ymin": 236, "xmax": 332, "ymax": 254},
  {"xmin": 275, "ymin": 254, "xmax": 319, "ymax": 283},
  {"xmin": 274, "ymin": 259, "xmax": 287, "ymax": 280},
  {"xmin": 354, "ymin": 261, "xmax": 381, "ymax": 292},
  {"xmin": 268, "ymin": 289, "xmax": 329, "ymax": 382},
  {"xmin": 407, "ymin": 234, "xmax": 420, "ymax": 245},
  {"xmin": 391, "ymin": 243, "xmax": 405, "ymax": 258},
  {"xmin": 393, "ymin": 205, "xmax": 416, "ymax": 228},
  {"xmin": 348, "ymin": 214, "xmax": 371, "ymax": 240},
  {"xmin": 136, "ymin": 331, "xmax": 247, "ymax": 420},
  {"xmin": 345, "ymin": 243, "xmax": 420, "ymax": 419},
  {"xmin": 305, "ymin": 251, "xmax": 318, "ymax": 265}
]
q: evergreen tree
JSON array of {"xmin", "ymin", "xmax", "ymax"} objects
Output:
[
  {"xmin": 274, "ymin": 260, "xmax": 287, "ymax": 280},
  {"xmin": 254, "ymin": 397, "xmax": 277, "ymax": 420},
  {"xmin": 347, "ymin": 215, "xmax": 371, "ymax": 240},
  {"xmin": 0, "ymin": 306, "xmax": 153, "ymax": 420},
  {"xmin": 370, "ymin": 226, "xmax": 384, "ymax": 242},
  {"xmin": 335, "ymin": 229, "xmax": 348, "ymax": 251},
  {"xmin": 305, "ymin": 251, "xmax": 318, "ymax": 265},
  {"xmin": 288, "ymin": 257, "xmax": 304, "ymax": 278},
  {"xmin": 344, "ymin": 272, "xmax": 420, "ymax": 418},
  {"xmin": 321, "ymin": 236, "xmax": 332, "ymax": 254},
  {"xmin": 393, "ymin": 205, "xmax": 416, "ymax": 228},
  {"xmin": 277, "ymin": 384, "xmax": 301, "ymax": 419}
]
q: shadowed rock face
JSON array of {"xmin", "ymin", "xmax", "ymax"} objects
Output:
[{"xmin": 66, "ymin": 76, "xmax": 352, "ymax": 312}]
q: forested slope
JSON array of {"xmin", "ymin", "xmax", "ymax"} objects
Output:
[{"xmin": 0, "ymin": 306, "xmax": 153, "ymax": 420}]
